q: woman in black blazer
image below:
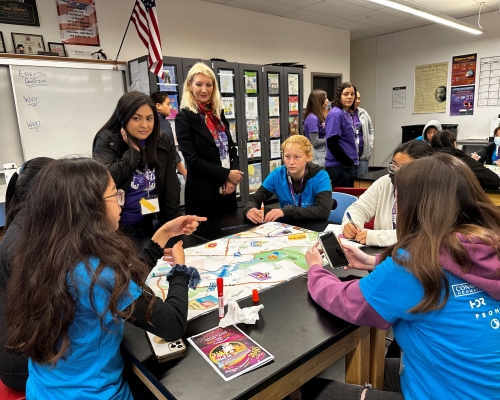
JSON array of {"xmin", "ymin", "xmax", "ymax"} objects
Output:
[
  {"xmin": 474, "ymin": 126, "xmax": 500, "ymax": 165},
  {"xmin": 176, "ymin": 63, "xmax": 243, "ymax": 216}
]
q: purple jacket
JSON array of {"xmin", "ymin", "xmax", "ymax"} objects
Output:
[{"xmin": 307, "ymin": 233, "xmax": 500, "ymax": 329}]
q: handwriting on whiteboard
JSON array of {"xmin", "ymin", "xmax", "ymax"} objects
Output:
[
  {"xmin": 26, "ymin": 120, "xmax": 42, "ymax": 132},
  {"xmin": 23, "ymin": 95, "xmax": 40, "ymax": 107},
  {"xmin": 18, "ymin": 70, "xmax": 48, "ymax": 88}
]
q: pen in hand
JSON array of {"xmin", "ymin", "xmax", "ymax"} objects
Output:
[{"xmin": 346, "ymin": 212, "xmax": 359, "ymax": 231}]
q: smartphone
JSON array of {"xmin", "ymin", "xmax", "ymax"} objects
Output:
[
  {"xmin": 318, "ymin": 231, "xmax": 350, "ymax": 269},
  {"xmin": 146, "ymin": 331, "xmax": 187, "ymax": 363}
]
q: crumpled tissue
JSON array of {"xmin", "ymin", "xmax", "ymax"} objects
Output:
[{"xmin": 218, "ymin": 299, "xmax": 264, "ymax": 328}]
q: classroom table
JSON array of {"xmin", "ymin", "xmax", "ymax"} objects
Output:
[
  {"xmin": 354, "ymin": 168, "xmax": 500, "ymax": 206},
  {"xmin": 121, "ymin": 209, "xmax": 383, "ymax": 399}
]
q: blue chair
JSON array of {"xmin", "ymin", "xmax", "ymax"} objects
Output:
[{"xmin": 328, "ymin": 192, "xmax": 357, "ymax": 224}]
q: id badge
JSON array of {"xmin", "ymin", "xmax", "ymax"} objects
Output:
[
  {"xmin": 140, "ymin": 195, "xmax": 159, "ymax": 215},
  {"xmin": 221, "ymin": 157, "xmax": 230, "ymax": 169}
]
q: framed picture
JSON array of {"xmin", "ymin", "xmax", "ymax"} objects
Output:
[
  {"xmin": 48, "ymin": 42, "xmax": 66, "ymax": 57},
  {"xmin": 0, "ymin": 32, "xmax": 5, "ymax": 53},
  {"xmin": 11, "ymin": 32, "xmax": 45, "ymax": 55}
]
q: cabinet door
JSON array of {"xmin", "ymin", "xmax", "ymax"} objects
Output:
[
  {"xmin": 212, "ymin": 61, "xmax": 244, "ymax": 207},
  {"xmin": 262, "ymin": 66, "xmax": 285, "ymax": 182}
]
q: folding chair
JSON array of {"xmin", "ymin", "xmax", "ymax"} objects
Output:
[{"xmin": 329, "ymin": 192, "xmax": 357, "ymax": 224}]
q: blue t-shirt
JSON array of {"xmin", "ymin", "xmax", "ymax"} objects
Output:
[
  {"xmin": 324, "ymin": 107, "xmax": 358, "ymax": 167},
  {"xmin": 359, "ymin": 254, "xmax": 500, "ymax": 400},
  {"xmin": 262, "ymin": 165, "xmax": 331, "ymax": 208},
  {"xmin": 27, "ymin": 258, "xmax": 142, "ymax": 399}
]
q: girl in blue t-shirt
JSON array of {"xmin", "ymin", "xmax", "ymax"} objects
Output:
[
  {"xmin": 303, "ymin": 89, "xmax": 328, "ymax": 167},
  {"xmin": 5, "ymin": 158, "xmax": 205, "ymax": 399},
  {"xmin": 244, "ymin": 135, "xmax": 333, "ymax": 223}
]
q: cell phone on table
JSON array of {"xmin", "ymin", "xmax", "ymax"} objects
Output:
[
  {"xmin": 318, "ymin": 231, "xmax": 350, "ymax": 269},
  {"xmin": 146, "ymin": 331, "xmax": 187, "ymax": 363}
]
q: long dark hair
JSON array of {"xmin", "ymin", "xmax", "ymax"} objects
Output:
[
  {"xmin": 5, "ymin": 157, "xmax": 53, "ymax": 229},
  {"xmin": 381, "ymin": 153, "xmax": 500, "ymax": 313},
  {"xmin": 331, "ymin": 82, "xmax": 356, "ymax": 110},
  {"xmin": 430, "ymin": 130, "xmax": 456, "ymax": 150},
  {"xmin": 393, "ymin": 140, "xmax": 434, "ymax": 159},
  {"xmin": 98, "ymin": 91, "xmax": 160, "ymax": 168},
  {"xmin": 304, "ymin": 89, "xmax": 327, "ymax": 123},
  {"xmin": 6, "ymin": 158, "xmax": 154, "ymax": 365}
]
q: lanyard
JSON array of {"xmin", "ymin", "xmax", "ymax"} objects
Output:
[{"xmin": 287, "ymin": 168, "xmax": 306, "ymax": 207}]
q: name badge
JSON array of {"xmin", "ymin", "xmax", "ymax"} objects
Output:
[
  {"xmin": 140, "ymin": 195, "xmax": 159, "ymax": 215},
  {"xmin": 221, "ymin": 157, "xmax": 230, "ymax": 169}
]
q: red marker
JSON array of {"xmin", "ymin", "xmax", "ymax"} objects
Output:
[
  {"xmin": 217, "ymin": 277, "xmax": 224, "ymax": 319},
  {"xmin": 252, "ymin": 289, "xmax": 259, "ymax": 303}
]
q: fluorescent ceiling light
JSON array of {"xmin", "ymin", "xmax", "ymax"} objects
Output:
[{"xmin": 365, "ymin": 0, "xmax": 484, "ymax": 35}]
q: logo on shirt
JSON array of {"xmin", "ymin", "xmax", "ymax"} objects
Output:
[{"xmin": 451, "ymin": 283, "xmax": 483, "ymax": 297}]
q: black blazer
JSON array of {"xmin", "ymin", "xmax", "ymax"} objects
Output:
[
  {"xmin": 477, "ymin": 142, "xmax": 496, "ymax": 165},
  {"xmin": 175, "ymin": 109, "xmax": 239, "ymax": 216}
]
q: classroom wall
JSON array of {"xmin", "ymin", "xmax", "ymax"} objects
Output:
[
  {"xmin": 351, "ymin": 11, "xmax": 500, "ymax": 166},
  {"xmin": 0, "ymin": 0, "xmax": 350, "ymax": 105}
]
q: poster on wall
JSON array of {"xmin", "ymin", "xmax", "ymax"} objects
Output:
[
  {"xmin": 478, "ymin": 56, "xmax": 500, "ymax": 107},
  {"xmin": 56, "ymin": 0, "xmax": 100, "ymax": 46},
  {"xmin": 450, "ymin": 85, "xmax": 475, "ymax": 116},
  {"xmin": 0, "ymin": 0, "xmax": 40, "ymax": 26},
  {"xmin": 392, "ymin": 86, "xmax": 406, "ymax": 109},
  {"xmin": 451, "ymin": 53, "xmax": 477, "ymax": 87},
  {"xmin": 413, "ymin": 62, "xmax": 448, "ymax": 114}
]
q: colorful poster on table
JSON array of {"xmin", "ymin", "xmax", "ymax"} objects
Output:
[
  {"xmin": 188, "ymin": 325, "xmax": 274, "ymax": 382},
  {"xmin": 451, "ymin": 53, "xmax": 477, "ymax": 87},
  {"xmin": 56, "ymin": 0, "xmax": 100, "ymax": 45},
  {"xmin": 450, "ymin": 85, "xmax": 475, "ymax": 116},
  {"xmin": 413, "ymin": 62, "xmax": 448, "ymax": 113},
  {"xmin": 0, "ymin": 0, "xmax": 40, "ymax": 26}
]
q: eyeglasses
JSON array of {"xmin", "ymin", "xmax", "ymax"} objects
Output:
[
  {"xmin": 104, "ymin": 189, "xmax": 125, "ymax": 206},
  {"xmin": 387, "ymin": 163, "xmax": 400, "ymax": 175}
]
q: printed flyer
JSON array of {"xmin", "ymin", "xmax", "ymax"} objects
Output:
[
  {"xmin": 450, "ymin": 85, "xmax": 475, "ymax": 116},
  {"xmin": 188, "ymin": 325, "xmax": 274, "ymax": 381}
]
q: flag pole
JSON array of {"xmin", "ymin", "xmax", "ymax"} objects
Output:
[{"xmin": 113, "ymin": 1, "xmax": 136, "ymax": 69}]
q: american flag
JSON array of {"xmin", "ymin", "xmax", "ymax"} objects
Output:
[{"xmin": 130, "ymin": 0, "xmax": 164, "ymax": 79}]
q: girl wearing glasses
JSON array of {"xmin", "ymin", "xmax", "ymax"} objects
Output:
[
  {"xmin": 342, "ymin": 141, "xmax": 432, "ymax": 247},
  {"xmin": 5, "ymin": 158, "xmax": 204, "ymax": 399},
  {"xmin": 93, "ymin": 91, "xmax": 181, "ymax": 241}
]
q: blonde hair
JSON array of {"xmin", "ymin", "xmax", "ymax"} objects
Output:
[
  {"xmin": 180, "ymin": 62, "xmax": 222, "ymax": 118},
  {"xmin": 281, "ymin": 135, "xmax": 313, "ymax": 159}
]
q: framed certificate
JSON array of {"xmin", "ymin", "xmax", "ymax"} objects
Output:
[
  {"xmin": 48, "ymin": 42, "xmax": 66, "ymax": 57},
  {"xmin": 0, "ymin": 32, "xmax": 5, "ymax": 53},
  {"xmin": 11, "ymin": 32, "xmax": 45, "ymax": 55}
]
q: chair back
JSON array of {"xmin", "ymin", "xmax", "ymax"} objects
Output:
[
  {"xmin": 0, "ymin": 379, "xmax": 26, "ymax": 400},
  {"xmin": 329, "ymin": 192, "xmax": 357, "ymax": 224}
]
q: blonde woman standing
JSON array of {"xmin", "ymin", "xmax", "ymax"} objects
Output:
[{"xmin": 175, "ymin": 63, "xmax": 243, "ymax": 216}]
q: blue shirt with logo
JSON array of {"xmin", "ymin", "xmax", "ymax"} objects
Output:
[
  {"xmin": 26, "ymin": 258, "xmax": 142, "ymax": 399},
  {"xmin": 262, "ymin": 165, "xmax": 331, "ymax": 208},
  {"xmin": 359, "ymin": 253, "xmax": 500, "ymax": 400}
]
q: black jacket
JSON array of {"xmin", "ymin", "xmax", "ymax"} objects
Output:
[
  {"xmin": 175, "ymin": 109, "xmax": 239, "ymax": 216},
  {"xmin": 477, "ymin": 142, "xmax": 496, "ymax": 165},
  {"xmin": 437, "ymin": 147, "xmax": 500, "ymax": 190},
  {"xmin": 92, "ymin": 129, "xmax": 181, "ymax": 224}
]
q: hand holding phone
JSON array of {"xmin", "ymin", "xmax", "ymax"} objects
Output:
[{"xmin": 318, "ymin": 231, "xmax": 350, "ymax": 269}]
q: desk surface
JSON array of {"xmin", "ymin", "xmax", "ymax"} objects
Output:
[{"xmin": 122, "ymin": 210, "xmax": 375, "ymax": 399}]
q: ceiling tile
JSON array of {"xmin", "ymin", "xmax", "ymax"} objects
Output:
[
  {"xmin": 447, "ymin": 4, "xmax": 493, "ymax": 18},
  {"xmin": 349, "ymin": 10, "xmax": 406, "ymax": 26},
  {"xmin": 408, "ymin": 0, "xmax": 472, "ymax": 12},
  {"xmin": 203, "ymin": 0, "xmax": 230, "ymax": 3},
  {"xmin": 325, "ymin": 18, "xmax": 377, "ymax": 31},
  {"xmin": 374, "ymin": 7, "xmax": 422, "ymax": 21},
  {"xmin": 350, "ymin": 32, "xmax": 370, "ymax": 40},
  {"xmin": 223, "ymin": 0, "xmax": 297, "ymax": 15},
  {"xmin": 282, "ymin": 9, "xmax": 342, "ymax": 25},
  {"xmin": 483, "ymin": 0, "xmax": 500, "ymax": 10},
  {"xmin": 337, "ymin": 0, "xmax": 384, "ymax": 11},
  {"xmin": 355, "ymin": 26, "xmax": 392, "ymax": 36},
  {"xmin": 383, "ymin": 19, "xmax": 430, "ymax": 31},
  {"xmin": 268, "ymin": 0, "xmax": 324, "ymax": 8},
  {"xmin": 305, "ymin": 0, "xmax": 374, "ymax": 18}
]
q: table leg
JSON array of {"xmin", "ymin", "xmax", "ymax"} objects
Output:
[
  {"xmin": 369, "ymin": 328, "xmax": 386, "ymax": 389},
  {"xmin": 345, "ymin": 325, "xmax": 370, "ymax": 385}
]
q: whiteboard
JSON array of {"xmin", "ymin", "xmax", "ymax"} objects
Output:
[{"xmin": 9, "ymin": 65, "xmax": 125, "ymax": 160}]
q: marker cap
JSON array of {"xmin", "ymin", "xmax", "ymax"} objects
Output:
[
  {"xmin": 252, "ymin": 289, "xmax": 259, "ymax": 303},
  {"xmin": 217, "ymin": 277, "xmax": 223, "ymax": 297}
]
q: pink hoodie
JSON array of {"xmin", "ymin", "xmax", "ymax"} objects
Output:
[{"xmin": 307, "ymin": 234, "xmax": 500, "ymax": 328}]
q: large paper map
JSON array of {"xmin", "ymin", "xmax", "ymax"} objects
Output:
[{"xmin": 146, "ymin": 222, "xmax": 319, "ymax": 320}]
